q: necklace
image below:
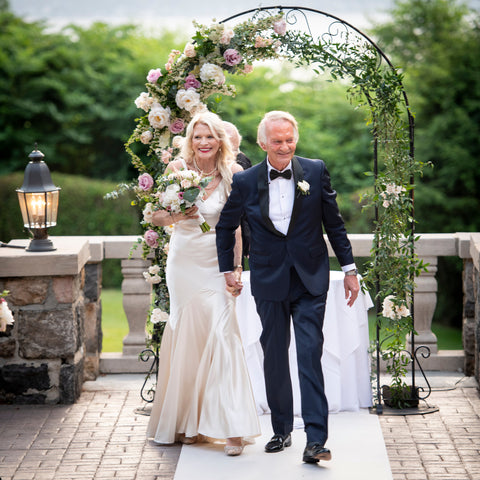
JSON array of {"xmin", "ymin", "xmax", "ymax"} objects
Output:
[{"xmin": 193, "ymin": 157, "xmax": 217, "ymax": 177}]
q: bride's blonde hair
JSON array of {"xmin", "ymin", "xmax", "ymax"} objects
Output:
[{"xmin": 180, "ymin": 111, "xmax": 235, "ymax": 191}]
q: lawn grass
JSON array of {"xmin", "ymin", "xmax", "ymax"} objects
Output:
[
  {"xmin": 100, "ymin": 289, "xmax": 463, "ymax": 352},
  {"xmin": 101, "ymin": 288, "xmax": 129, "ymax": 352},
  {"xmin": 368, "ymin": 313, "xmax": 463, "ymax": 350}
]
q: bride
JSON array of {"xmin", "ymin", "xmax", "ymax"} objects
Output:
[{"xmin": 146, "ymin": 111, "xmax": 260, "ymax": 456}]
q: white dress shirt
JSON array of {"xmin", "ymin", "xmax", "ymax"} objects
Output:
[
  {"xmin": 267, "ymin": 160, "xmax": 295, "ymax": 236},
  {"xmin": 267, "ymin": 158, "xmax": 356, "ymax": 273}
]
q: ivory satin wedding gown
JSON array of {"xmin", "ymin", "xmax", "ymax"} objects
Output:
[{"xmin": 146, "ymin": 178, "xmax": 260, "ymax": 444}]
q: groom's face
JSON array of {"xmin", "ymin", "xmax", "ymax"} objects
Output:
[{"xmin": 261, "ymin": 119, "xmax": 297, "ymax": 170}]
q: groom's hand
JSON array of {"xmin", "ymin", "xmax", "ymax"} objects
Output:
[
  {"xmin": 224, "ymin": 271, "xmax": 243, "ymax": 297},
  {"xmin": 344, "ymin": 275, "xmax": 360, "ymax": 307}
]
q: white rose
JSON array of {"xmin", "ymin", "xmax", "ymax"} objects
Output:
[
  {"xmin": 175, "ymin": 88, "xmax": 201, "ymax": 112},
  {"xmin": 143, "ymin": 203, "xmax": 154, "ymax": 223},
  {"xmin": 150, "ymin": 308, "xmax": 169, "ymax": 324},
  {"xmin": 200, "ymin": 63, "xmax": 225, "ymax": 84},
  {"xmin": 184, "ymin": 42, "xmax": 196, "ymax": 57},
  {"xmin": 189, "ymin": 103, "xmax": 208, "ymax": 116},
  {"xmin": 297, "ymin": 180, "xmax": 310, "ymax": 194},
  {"xmin": 0, "ymin": 299, "xmax": 14, "ymax": 332},
  {"xmin": 140, "ymin": 130, "xmax": 153, "ymax": 144},
  {"xmin": 149, "ymin": 264, "xmax": 161, "ymax": 275},
  {"xmin": 219, "ymin": 27, "xmax": 234, "ymax": 44},
  {"xmin": 134, "ymin": 92, "xmax": 153, "ymax": 112},
  {"xmin": 172, "ymin": 136, "xmax": 185, "ymax": 149},
  {"xmin": 148, "ymin": 103, "xmax": 171, "ymax": 129}
]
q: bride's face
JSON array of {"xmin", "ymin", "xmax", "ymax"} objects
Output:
[{"xmin": 192, "ymin": 123, "xmax": 221, "ymax": 163}]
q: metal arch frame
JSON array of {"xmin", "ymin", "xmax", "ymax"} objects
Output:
[{"xmin": 219, "ymin": 6, "xmax": 427, "ymax": 413}]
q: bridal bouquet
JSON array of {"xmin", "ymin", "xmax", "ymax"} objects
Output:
[{"xmin": 155, "ymin": 169, "xmax": 212, "ymax": 232}]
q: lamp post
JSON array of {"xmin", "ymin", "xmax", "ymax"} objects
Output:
[{"xmin": 16, "ymin": 144, "xmax": 60, "ymax": 252}]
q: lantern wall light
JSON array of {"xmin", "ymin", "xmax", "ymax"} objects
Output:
[{"xmin": 16, "ymin": 144, "xmax": 61, "ymax": 252}]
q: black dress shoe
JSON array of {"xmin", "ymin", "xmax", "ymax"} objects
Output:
[
  {"xmin": 302, "ymin": 442, "xmax": 332, "ymax": 463},
  {"xmin": 264, "ymin": 433, "xmax": 292, "ymax": 453}
]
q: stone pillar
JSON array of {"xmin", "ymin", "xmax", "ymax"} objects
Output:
[
  {"xmin": 83, "ymin": 262, "xmax": 103, "ymax": 381},
  {"xmin": 407, "ymin": 256, "xmax": 439, "ymax": 354},
  {"xmin": 474, "ymin": 266, "xmax": 480, "ymax": 384},
  {"xmin": 462, "ymin": 259, "xmax": 476, "ymax": 375},
  {"xmin": 0, "ymin": 237, "xmax": 90, "ymax": 404},
  {"xmin": 121, "ymin": 258, "xmax": 151, "ymax": 356}
]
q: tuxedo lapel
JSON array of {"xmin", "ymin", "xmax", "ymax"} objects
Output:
[
  {"xmin": 257, "ymin": 159, "xmax": 285, "ymax": 237},
  {"xmin": 287, "ymin": 156, "xmax": 305, "ymax": 235}
]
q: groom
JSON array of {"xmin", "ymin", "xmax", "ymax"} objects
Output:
[{"xmin": 216, "ymin": 111, "xmax": 360, "ymax": 463}]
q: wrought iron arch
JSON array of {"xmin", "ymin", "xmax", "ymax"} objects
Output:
[{"xmin": 218, "ymin": 6, "xmax": 429, "ymax": 414}]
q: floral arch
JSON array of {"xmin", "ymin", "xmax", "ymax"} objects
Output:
[{"xmin": 126, "ymin": 7, "xmax": 426, "ymax": 409}]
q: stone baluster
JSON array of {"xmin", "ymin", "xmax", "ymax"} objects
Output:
[
  {"xmin": 121, "ymin": 259, "xmax": 151, "ymax": 356},
  {"xmin": 407, "ymin": 255, "xmax": 439, "ymax": 354}
]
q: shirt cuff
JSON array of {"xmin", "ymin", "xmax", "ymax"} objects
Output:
[{"xmin": 341, "ymin": 263, "xmax": 357, "ymax": 273}]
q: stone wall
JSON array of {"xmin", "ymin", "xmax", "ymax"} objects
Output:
[
  {"xmin": 0, "ymin": 273, "xmax": 85, "ymax": 403},
  {"xmin": 0, "ymin": 237, "xmax": 93, "ymax": 404}
]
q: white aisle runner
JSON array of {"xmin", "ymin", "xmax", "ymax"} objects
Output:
[{"xmin": 174, "ymin": 411, "xmax": 392, "ymax": 480}]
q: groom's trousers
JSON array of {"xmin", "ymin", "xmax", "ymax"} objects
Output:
[{"xmin": 254, "ymin": 267, "xmax": 329, "ymax": 445}]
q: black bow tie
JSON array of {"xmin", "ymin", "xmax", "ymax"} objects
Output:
[{"xmin": 270, "ymin": 169, "xmax": 292, "ymax": 181}]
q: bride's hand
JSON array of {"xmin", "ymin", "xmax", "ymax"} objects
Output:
[
  {"xmin": 181, "ymin": 205, "xmax": 199, "ymax": 220},
  {"xmin": 224, "ymin": 271, "xmax": 243, "ymax": 297}
]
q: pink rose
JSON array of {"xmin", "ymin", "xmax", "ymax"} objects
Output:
[
  {"xmin": 144, "ymin": 230, "xmax": 159, "ymax": 248},
  {"xmin": 146, "ymin": 68, "xmax": 162, "ymax": 83},
  {"xmin": 243, "ymin": 64, "xmax": 254, "ymax": 74},
  {"xmin": 223, "ymin": 48, "xmax": 242, "ymax": 66},
  {"xmin": 169, "ymin": 118, "xmax": 185, "ymax": 134},
  {"xmin": 273, "ymin": 19, "xmax": 287, "ymax": 36},
  {"xmin": 138, "ymin": 173, "xmax": 154, "ymax": 191},
  {"xmin": 161, "ymin": 148, "xmax": 172, "ymax": 164},
  {"xmin": 184, "ymin": 74, "xmax": 201, "ymax": 90}
]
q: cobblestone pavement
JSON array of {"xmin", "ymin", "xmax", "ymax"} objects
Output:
[{"xmin": 0, "ymin": 373, "xmax": 479, "ymax": 480}]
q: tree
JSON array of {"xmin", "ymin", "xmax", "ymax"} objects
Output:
[
  {"xmin": 372, "ymin": 0, "xmax": 480, "ymax": 233},
  {"xmin": 372, "ymin": 0, "xmax": 480, "ymax": 326},
  {"xmin": 0, "ymin": 6, "xmax": 186, "ymax": 180}
]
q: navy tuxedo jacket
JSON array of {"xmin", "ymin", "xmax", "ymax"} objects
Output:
[{"xmin": 216, "ymin": 156, "xmax": 354, "ymax": 301}]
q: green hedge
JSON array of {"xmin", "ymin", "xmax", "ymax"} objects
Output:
[{"xmin": 0, "ymin": 172, "xmax": 141, "ymax": 287}]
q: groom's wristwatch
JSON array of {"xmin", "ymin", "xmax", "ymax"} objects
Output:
[{"xmin": 345, "ymin": 269, "xmax": 358, "ymax": 276}]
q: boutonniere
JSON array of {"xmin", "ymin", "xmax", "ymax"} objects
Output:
[{"xmin": 297, "ymin": 180, "xmax": 310, "ymax": 195}]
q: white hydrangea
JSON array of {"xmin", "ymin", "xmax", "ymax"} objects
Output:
[
  {"xmin": 148, "ymin": 103, "xmax": 171, "ymax": 129},
  {"xmin": 200, "ymin": 63, "xmax": 225, "ymax": 84},
  {"xmin": 175, "ymin": 88, "xmax": 201, "ymax": 112}
]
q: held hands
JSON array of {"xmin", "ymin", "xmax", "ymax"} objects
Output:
[
  {"xmin": 344, "ymin": 275, "xmax": 360, "ymax": 307},
  {"xmin": 224, "ymin": 268, "xmax": 243, "ymax": 297}
]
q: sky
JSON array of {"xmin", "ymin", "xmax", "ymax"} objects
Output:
[{"xmin": 9, "ymin": 0, "xmax": 398, "ymax": 32}]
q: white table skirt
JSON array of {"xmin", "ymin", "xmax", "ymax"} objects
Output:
[{"xmin": 235, "ymin": 270, "xmax": 373, "ymax": 415}]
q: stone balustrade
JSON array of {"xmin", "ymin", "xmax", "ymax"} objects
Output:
[{"xmin": 1, "ymin": 232, "xmax": 479, "ymax": 403}]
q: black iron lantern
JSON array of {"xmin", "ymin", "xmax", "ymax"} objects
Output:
[{"xmin": 16, "ymin": 144, "xmax": 60, "ymax": 252}]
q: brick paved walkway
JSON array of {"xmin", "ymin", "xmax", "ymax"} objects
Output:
[
  {"xmin": 0, "ymin": 373, "xmax": 478, "ymax": 480},
  {"xmin": 379, "ymin": 377, "xmax": 480, "ymax": 480}
]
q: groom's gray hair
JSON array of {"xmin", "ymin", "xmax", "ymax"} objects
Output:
[{"xmin": 257, "ymin": 111, "xmax": 299, "ymax": 146}]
